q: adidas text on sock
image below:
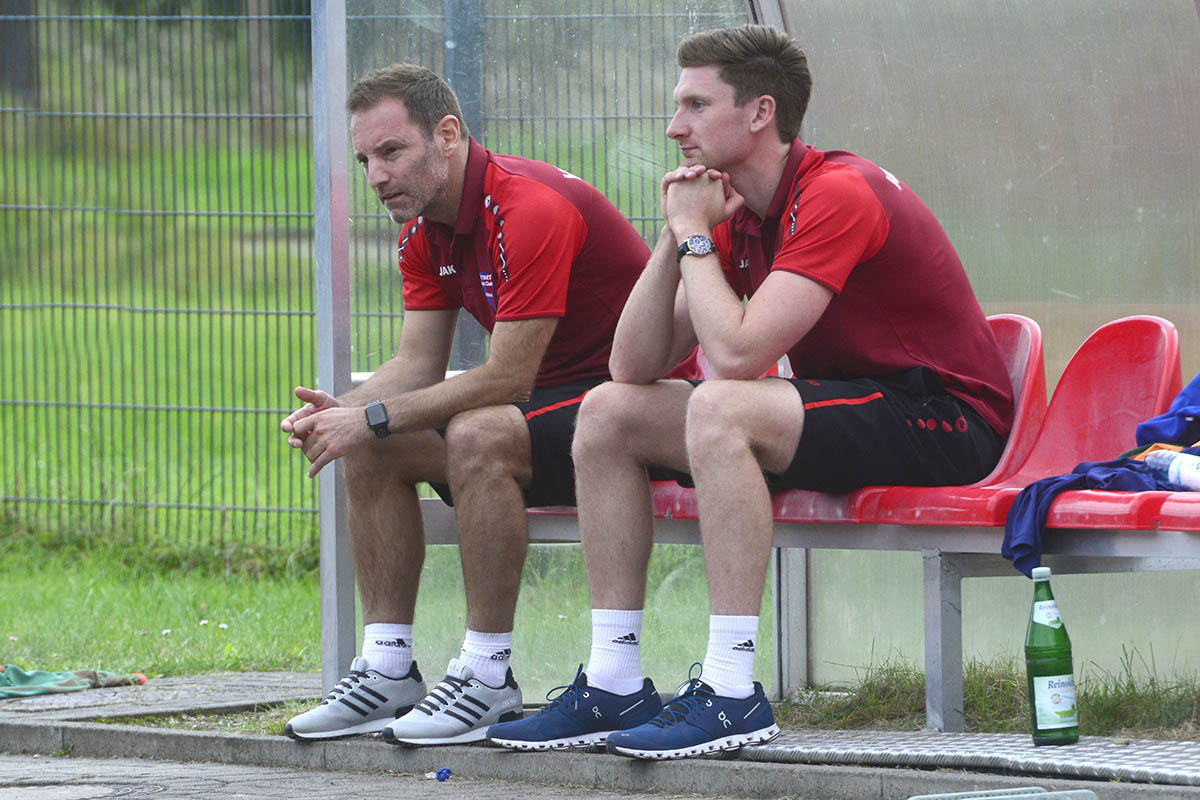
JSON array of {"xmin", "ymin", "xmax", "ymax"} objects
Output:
[
  {"xmin": 459, "ymin": 630, "xmax": 512, "ymax": 686},
  {"xmin": 361, "ymin": 623, "xmax": 414, "ymax": 678}
]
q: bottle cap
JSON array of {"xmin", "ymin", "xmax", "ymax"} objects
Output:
[{"xmin": 1031, "ymin": 566, "xmax": 1051, "ymax": 580}]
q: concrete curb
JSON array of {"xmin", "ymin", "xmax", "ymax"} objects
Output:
[{"xmin": 4, "ymin": 718, "xmax": 1199, "ymax": 799}]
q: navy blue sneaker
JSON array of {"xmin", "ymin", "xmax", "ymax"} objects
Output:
[
  {"xmin": 487, "ymin": 665, "xmax": 662, "ymax": 751},
  {"xmin": 605, "ymin": 671, "xmax": 779, "ymax": 760}
]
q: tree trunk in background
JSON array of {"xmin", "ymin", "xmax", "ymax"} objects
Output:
[{"xmin": 0, "ymin": 0, "xmax": 39, "ymax": 108}]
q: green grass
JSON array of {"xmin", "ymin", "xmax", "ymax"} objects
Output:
[
  {"xmin": 778, "ymin": 652, "xmax": 1200, "ymax": 742},
  {"xmin": 0, "ymin": 522, "xmax": 775, "ymax": 701}
]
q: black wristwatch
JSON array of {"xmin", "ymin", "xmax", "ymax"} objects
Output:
[
  {"xmin": 364, "ymin": 400, "xmax": 390, "ymax": 438},
  {"xmin": 677, "ymin": 234, "xmax": 715, "ymax": 262}
]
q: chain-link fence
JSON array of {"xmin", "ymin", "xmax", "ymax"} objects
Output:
[{"xmin": 1, "ymin": 0, "xmax": 746, "ymax": 554}]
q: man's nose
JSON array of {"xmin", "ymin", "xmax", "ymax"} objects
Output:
[
  {"xmin": 666, "ymin": 111, "xmax": 685, "ymax": 139},
  {"xmin": 365, "ymin": 158, "xmax": 387, "ymax": 189}
]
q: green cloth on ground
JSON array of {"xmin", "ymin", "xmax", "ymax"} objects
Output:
[{"xmin": 0, "ymin": 664, "xmax": 146, "ymax": 698}]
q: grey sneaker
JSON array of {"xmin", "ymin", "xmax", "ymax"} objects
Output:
[
  {"xmin": 284, "ymin": 657, "xmax": 426, "ymax": 740},
  {"xmin": 381, "ymin": 658, "xmax": 524, "ymax": 746}
]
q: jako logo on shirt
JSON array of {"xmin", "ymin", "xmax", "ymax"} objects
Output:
[{"xmin": 438, "ymin": 264, "xmax": 456, "ymax": 277}]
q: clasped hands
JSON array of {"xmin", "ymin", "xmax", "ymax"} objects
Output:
[
  {"xmin": 280, "ymin": 386, "xmax": 374, "ymax": 478},
  {"xmin": 661, "ymin": 163, "xmax": 744, "ymax": 240}
]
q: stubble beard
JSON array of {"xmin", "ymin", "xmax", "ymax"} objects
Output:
[{"xmin": 384, "ymin": 142, "xmax": 451, "ymax": 224}]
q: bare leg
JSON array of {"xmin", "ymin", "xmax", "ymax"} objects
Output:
[
  {"xmin": 572, "ymin": 380, "xmax": 695, "ymax": 610},
  {"xmin": 342, "ymin": 429, "xmax": 448, "ymax": 625},
  {"xmin": 684, "ymin": 379, "xmax": 805, "ymax": 615},
  {"xmin": 444, "ymin": 404, "xmax": 534, "ymax": 633}
]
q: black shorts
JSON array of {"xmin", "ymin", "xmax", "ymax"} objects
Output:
[
  {"xmin": 429, "ymin": 377, "xmax": 606, "ymax": 508},
  {"xmin": 655, "ymin": 367, "xmax": 1005, "ymax": 493}
]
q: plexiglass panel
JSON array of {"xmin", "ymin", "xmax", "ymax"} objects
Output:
[{"xmin": 782, "ymin": 0, "xmax": 1199, "ymax": 382}]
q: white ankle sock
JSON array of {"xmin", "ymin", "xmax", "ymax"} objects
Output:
[
  {"xmin": 700, "ymin": 615, "xmax": 758, "ymax": 699},
  {"xmin": 458, "ymin": 630, "xmax": 512, "ymax": 687},
  {"xmin": 361, "ymin": 623, "xmax": 414, "ymax": 679},
  {"xmin": 586, "ymin": 608, "xmax": 645, "ymax": 695}
]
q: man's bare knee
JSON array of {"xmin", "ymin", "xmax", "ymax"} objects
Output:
[
  {"xmin": 343, "ymin": 447, "xmax": 398, "ymax": 491},
  {"xmin": 684, "ymin": 381, "xmax": 745, "ymax": 458},
  {"xmin": 445, "ymin": 406, "xmax": 531, "ymax": 483},
  {"xmin": 573, "ymin": 382, "xmax": 641, "ymax": 461}
]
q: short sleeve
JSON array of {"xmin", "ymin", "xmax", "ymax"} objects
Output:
[
  {"xmin": 397, "ymin": 221, "xmax": 457, "ymax": 310},
  {"xmin": 490, "ymin": 181, "xmax": 587, "ymax": 321},
  {"xmin": 771, "ymin": 167, "xmax": 889, "ymax": 293}
]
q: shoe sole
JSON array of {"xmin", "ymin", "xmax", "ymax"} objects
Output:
[
  {"xmin": 284, "ymin": 702, "xmax": 419, "ymax": 741},
  {"xmin": 381, "ymin": 725, "xmax": 492, "ymax": 747},
  {"xmin": 488, "ymin": 730, "xmax": 611, "ymax": 751},
  {"xmin": 607, "ymin": 723, "xmax": 781, "ymax": 760},
  {"xmin": 284, "ymin": 718, "xmax": 392, "ymax": 741}
]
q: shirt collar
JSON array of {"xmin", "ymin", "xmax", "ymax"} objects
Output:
[
  {"xmin": 734, "ymin": 139, "xmax": 815, "ymax": 236},
  {"xmin": 453, "ymin": 137, "xmax": 488, "ymax": 235},
  {"xmin": 767, "ymin": 139, "xmax": 812, "ymax": 218}
]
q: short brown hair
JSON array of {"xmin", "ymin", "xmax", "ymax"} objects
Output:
[
  {"xmin": 346, "ymin": 63, "xmax": 469, "ymax": 139},
  {"xmin": 677, "ymin": 25, "xmax": 811, "ymax": 143}
]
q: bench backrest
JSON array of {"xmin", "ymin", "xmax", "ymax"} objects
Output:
[
  {"xmin": 1005, "ymin": 315, "xmax": 1181, "ymax": 486},
  {"xmin": 975, "ymin": 313, "xmax": 1047, "ymax": 486}
]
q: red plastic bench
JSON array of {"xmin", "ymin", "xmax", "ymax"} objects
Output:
[{"xmin": 855, "ymin": 315, "xmax": 1181, "ymax": 527}]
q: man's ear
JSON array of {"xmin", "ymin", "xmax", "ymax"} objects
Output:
[
  {"xmin": 432, "ymin": 114, "xmax": 461, "ymax": 155},
  {"xmin": 748, "ymin": 94, "xmax": 776, "ymax": 135}
]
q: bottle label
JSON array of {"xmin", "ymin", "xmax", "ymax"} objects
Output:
[
  {"xmin": 1032, "ymin": 600, "xmax": 1062, "ymax": 628},
  {"xmin": 1032, "ymin": 673, "xmax": 1078, "ymax": 729}
]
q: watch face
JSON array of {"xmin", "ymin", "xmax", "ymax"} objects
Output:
[
  {"xmin": 365, "ymin": 402, "xmax": 386, "ymax": 427},
  {"xmin": 687, "ymin": 235, "xmax": 713, "ymax": 255}
]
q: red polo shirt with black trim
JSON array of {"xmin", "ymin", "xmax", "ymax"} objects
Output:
[
  {"xmin": 396, "ymin": 139, "xmax": 652, "ymax": 387},
  {"xmin": 712, "ymin": 140, "xmax": 1014, "ymax": 435}
]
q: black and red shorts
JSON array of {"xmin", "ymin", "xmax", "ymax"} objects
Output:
[
  {"xmin": 431, "ymin": 377, "xmax": 605, "ymax": 508},
  {"xmin": 658, "ymin": 366, "xmax": 1004, "ymax": 493}
]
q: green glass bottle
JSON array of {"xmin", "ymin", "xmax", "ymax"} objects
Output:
[{"xmin": 1024, "ymin": 566, "xmax": 1079, "ymax": 745}]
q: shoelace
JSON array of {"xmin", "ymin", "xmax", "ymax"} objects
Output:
[
  {"xmin": 322, "ymin": 669, "xmax": 368, "ymax": 704},
  {"xmin": 540, "ymin": 664, "xmax": 587, "ymax": 714},
  {"xmin": 416, "ymin": 674, "xmax": 471, "ymax": 716},
  {"xmin": 647, "ymin": 662, "xmax": 710, "ymax": 728},
  {"xmin": 648, "ymin": 679, "xmax": 712, "ymax": 727}
]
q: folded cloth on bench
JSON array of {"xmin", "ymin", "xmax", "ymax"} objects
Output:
[
  {"xmin": 1002, "ymin": 445, "xmax": 1200, "ymax": 576},
  {"xmin": 0, "ymin": 664, "xmax": 147, "ymax": 698},
  {"xmin": 1137, "ymin": 371, "xmax": 1200, "ymax": 447}
]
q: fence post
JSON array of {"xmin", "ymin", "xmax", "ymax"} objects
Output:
[
  {"xmin": 312, "ymin": 0, "xmax": 356, "ymax": 693},
  {"xmin": 443, "ymin": 0, "xmax": 488, "ymax": 370}
]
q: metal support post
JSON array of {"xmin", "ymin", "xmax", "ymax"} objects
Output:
[
  {"xmin": 443, "ymin": 0, "xmax": 488, "ymax": 370},
  {"xmin": 312, "ymin": 0, "xmax": 356, "ymax": 693},
  {"xmin": 923, "ymin": 549, "xmax": 965, "ymax": 732},
  {"xmin": 773, "ymin": 547, "xmax": 809, "ymax": 699}
]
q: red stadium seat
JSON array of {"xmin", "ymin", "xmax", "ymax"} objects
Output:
[
  {"xmin": 1158, "ymin": 493, "xmax": 1200, "ymax": 532},
  {"xmin": 857, "ymin": 315, "xmax": 1181, "ymax": 526}
]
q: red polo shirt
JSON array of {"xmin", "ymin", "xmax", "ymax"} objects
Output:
[
  {"xmin": 712, "ymin": 141, "xmax": 1014, "ymax": 435},
  {"xmin": 397, "ymin": 139, "xmax": 652, "ymax": 387}
]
